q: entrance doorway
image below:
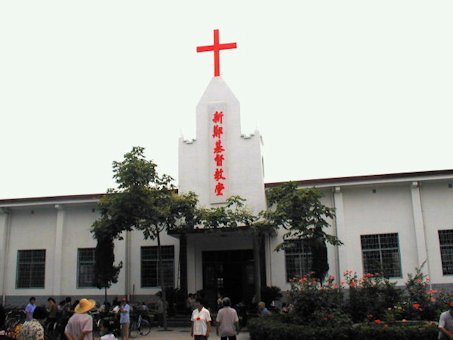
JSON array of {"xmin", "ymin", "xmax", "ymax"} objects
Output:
[{"xmin": 202, "ymin": 250, "xmax": 254, "ymax": 308}]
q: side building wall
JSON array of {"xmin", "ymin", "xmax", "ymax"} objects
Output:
[{"xmin": 267, "ymin": 179, "xmax": 453, "ymax": 292}]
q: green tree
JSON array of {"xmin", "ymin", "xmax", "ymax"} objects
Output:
[
  {"xmin": 91, "ymin": 230, "xmax": 122, "ymax": 304},
  {"xmin": 91, "ymin": 146, "xmax": 199, "ymax": 330},
  {"xmin": 264, "ymin": 183, "xmax": 342, "ymax": 282}
]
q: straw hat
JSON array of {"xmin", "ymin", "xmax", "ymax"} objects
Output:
[{"xmin": 75, "ymin": 299, "xmax": 96, "ymax": 314}]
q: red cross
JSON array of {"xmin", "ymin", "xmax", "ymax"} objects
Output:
[{"xmin": 197, "ymin": 29, "xmax": 237, "ymax": 77}]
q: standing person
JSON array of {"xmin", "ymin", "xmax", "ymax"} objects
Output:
[
  {"xmin": 64, "ymin": 298, "xmax": 96, "ymax": 340},
  {"xmin": 25, "ymin": 297, "xmax": 37, "ymax": 321},
  {"xmin": 216, "ymin": 293, "xmax": 223, "ymax": 311},
  {"xmin": 439, "ymin": 300, "xmax": 453, "ymax": 339},
  {"xmin": 18, "ymin": 306, "xmax": 47, "ymax": 340},
  {"xmin": 155, "ymin": 292, "xmax": 165, "ymax": 328},
  {"xmin": 190, "ymin": 298, "xmax": 211, "ymax": 340},
  {"xmin": 119, "ymin": 298, "xmax": 130, "ymax": 340},
  {"xmin": 216, "ymin": 297, "xmax": 239, "ymax": 340},
  {"xmin": 186, "ymin": 294, "xmax": 195, "ymax": 314},
  {"xmin": 47, "ymin": 298, "xmax": 58, "ymax": 325}
]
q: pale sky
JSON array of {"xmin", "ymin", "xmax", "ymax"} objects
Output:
[{"xmin": 1, "ymin": 1, "xmax": 452, "ymax": 199}]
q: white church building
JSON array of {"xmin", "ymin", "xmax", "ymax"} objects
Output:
[{"xmin": 1, "ymin": 31, "xmax": 453, "ymax": 307}]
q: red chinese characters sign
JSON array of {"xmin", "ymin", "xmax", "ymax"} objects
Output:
[{"xmin": 212, "ymin": 110, "xmax": 226, "ymax": 196}]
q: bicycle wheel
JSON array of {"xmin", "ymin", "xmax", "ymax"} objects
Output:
[{"xmin": 138, "ymin": 319, "xmax": 151, "ymax": 336}]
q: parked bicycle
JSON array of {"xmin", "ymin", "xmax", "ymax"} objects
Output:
[
  {"xmin": 4, "ymin": 309, "xmax": 25, "ymax": 334},
  {"xmin": 129, "ymin": 313, "xmax": 151, "ymax": 338},
  {"xmin": 97, "ymin": 311, "xmax": 151, "ymax": 339}
]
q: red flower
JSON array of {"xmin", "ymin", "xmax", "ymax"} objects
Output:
[
  {"xmin": 374, "ymin": 319, "xmax": 382, "ymax": 324},
  {"xmin": 412, "ymin": 303, "xmax": 421, "ymax": 310},
  {"xmin": 196, "ymin": 317, "xmax": 201, "ymax": 321}
]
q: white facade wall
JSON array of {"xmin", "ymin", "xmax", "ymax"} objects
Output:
[
  {"xmin": 339, "ymin": 184, "xmax": 418, "ymax": 285},
  {"xmin": 0, "ymin": 174, "xmax": 453, "ymax": 305},
  {"xmin": 421, "ymin": 182, "xmax": 453, "ymax": 284},
  {"xmin": 128, "ymin": 229, "xmax": 180, "ymax": 297}
]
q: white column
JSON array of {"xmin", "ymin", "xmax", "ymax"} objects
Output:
[
  {"xmin": 125, "ymin": 231, "xmax": 131, "ymax": 299},
  {"xmin": 0, "ymin": 208, "xmax": 10, "ymax": 304},
  {"xmin": 186, "ymin": 235, "xmax": 196, "ymax": 294},
  {"xmin": 410, "ymin": 181, "xmax": 430, "ymax": 275},
  {"xmin": 53, "ymin": 204, "xmax": 65, "ymax": 296},
  {"xmin": 333, "ymin": 187, "xmax": 348, "ymax": 282}
]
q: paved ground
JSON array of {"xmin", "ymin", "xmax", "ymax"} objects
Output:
[{"xmin": 142, "ymin": 327, "xmax": 250, "ymax": 340}]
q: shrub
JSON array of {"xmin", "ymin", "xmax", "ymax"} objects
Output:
[
  {"xmin": 288, "ymin": 273, "xmax": 346, "ymax": 325},
  {"xmin": 248, "ymin": 315, "xmax": 351, "ymax": 340},
  {"xmin": 402, "ymin": 265, "xmax": 452, "ymax": 321},
  {"xmin": 343, "ymin": 271, "xmax": 402, "ymax": 322},
  {"xmin": 248, "ymin": 316, "xmax": 438, "ymax": 340},
  {"xmin": 352, "ymin": 321, "xmax": 438, "ymax": 340}
]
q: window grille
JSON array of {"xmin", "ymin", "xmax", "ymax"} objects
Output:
[
  {"xmin": 17, "ymin": 250, "xmax": 46, "ymax": 288},
  {"xmin": 78, "ymin": 248, "xmax": 96, "ymax": 288},
  {"xmin": 284, "ymin": 239, "xmax": 312, "ymax": 281},
  {"xmin": 141, "ymin": 246, "xmax": 174, "ymax": 287},
  {"xmin": 361, "ymin": 233, "xmax": 401, "ymax": 278},
  {"xmin": 439, "ymin": 230, "xmax": 453, "ymax": 275}
]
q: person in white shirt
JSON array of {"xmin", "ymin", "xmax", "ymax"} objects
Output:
[
  {"xmin": 439, "ymin": 300, "xmax": 453, "ymax": 340},
  {"xmin": 216, "ymin": 297, "xmax": 239, "ymax": 340},
  {"xmin": 190, "ymin": 298, "xmax": 211, "ymax": 340}
]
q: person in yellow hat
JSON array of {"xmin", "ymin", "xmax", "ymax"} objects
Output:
[{"xmin": 64, "ymin": 298, "xmax": 96, "ymax": 340}]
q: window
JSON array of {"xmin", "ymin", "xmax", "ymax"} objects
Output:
[
  {"xmin": 284, "ymin": 239, "xmax": 312, "ymax": 281},
  {"xmin": 17, "ymin": 250, "xmax": 46, "ymax": 288},
  {"xmin": 141, "ymin": 246, "xmax": 174, "ymax": 287},
  {"xmin": 78, "ymin": 248, "xmax": 96, "ymax": 288},
  {"xmin": 439, "ymin": 230, "xmax": 453, "ymax": 275},
  {"xmin": 361, "ymin": 233, "xmax": 401, "ymax": 277}
]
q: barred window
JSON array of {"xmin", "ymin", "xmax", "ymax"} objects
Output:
[
  {"xmin": 141, "ymin": 246, "xmax": 174, "ymax": 288},
  {"xmin": 284, "ymin": 239, "xmax": 312, "ymax": 281},
  {"xmin": 78, "ymin": 248, "xmax": 95, "ymax": 288},
  {"xmin": 439, "ymin": 230, "xmax": 453, "ymax": 275},
  {"xmin": 361, "ymin": 233, "xmax": 401, "ymax": 278},
  {"xmin": 17, "ymin": 250, "xmax": 46, "ymax": 288}
]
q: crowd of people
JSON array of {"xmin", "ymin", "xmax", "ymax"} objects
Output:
[
  {"xmin": 4, "ymin": 293, "xmax": 453, "ymax": 339},
  {"xmin": 0, "ymin": 296, "xmax": 133, "ymax": 340},
  {"xmin": 0, "ymin": 292, "xmax": 280, "ymax": 340}
]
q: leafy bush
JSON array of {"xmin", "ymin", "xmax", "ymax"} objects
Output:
[
  {"xmin": 352, "ymin": 321, "xmax": 438, "ymax": 340},
  {"xmin": 248, "ymin": 316, "xmax": 438, "ymax": 340},
  {"xmin": 343, "ymin": 271, "xmax": 402, "ymax": 322},
  {"xmin": 288, "ymin": 274, "xmax": 348, "ymax": 326},
  {"xmin": 248, "ymin": 315, "xmax": 351, "ymax": 340}
]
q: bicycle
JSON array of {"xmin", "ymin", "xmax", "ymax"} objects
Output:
[
  {"xmin": 129, "ymin": 313, "xmax": 151, "ymax": 338},
  {"xmin": 4, "ymin": 309, "xmax": 25, "ymax": 334}
]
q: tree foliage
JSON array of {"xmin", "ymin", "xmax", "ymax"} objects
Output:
[
  {"xmin": 198, "ymin": 196, "xmax": 257, "ymax": 229},
  {"xmin": 92, "ymin": 233, "xmax": 122, "ymax": 291},
  {"xmin": 91, "ymin": 146, "xmax": 199, "ymax": 239},
  {"xmin": 264, "ymin": 183, "xmax": 342, "ymax": 282},
  {"xmin": 90, "ymin": 146, "xmax": 199, "ymax": 329}
]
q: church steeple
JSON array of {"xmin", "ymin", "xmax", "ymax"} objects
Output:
[{"xmin": 179, "ymin": 31, "xmax": 265, "ymax": 214}]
